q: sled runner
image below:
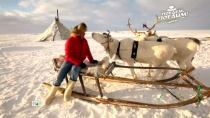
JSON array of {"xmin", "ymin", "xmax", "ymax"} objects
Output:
[{"xmin": 42, "ymin": 58, "xmax": 210, "ymax": 109}]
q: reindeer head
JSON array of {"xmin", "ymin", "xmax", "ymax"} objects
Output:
[
  {"xmin": 102, "ymin": 30, "xmax": 112, "ymax": 39},
  {"xmin": 92, "ymin": 30, "xmax": 114, "ymax": 52},
  {"xmin": 143, "ymin": 15, "xmax": 159, "ymax": 37},
  {"xmin": 127, "ymin": 16, "xmax": 160, "ymax": 41},
  {"xmin": 92, "ymin": 30, "xmax": 112, "ymax": 43},
  {"xmin": 127, "ymin": 18, "xmax": 146, "ymax": 41}
]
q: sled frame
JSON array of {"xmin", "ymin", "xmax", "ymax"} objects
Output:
[{"xmin": 43, "ymin": 58, "xmax": 210, "ymax": 109}]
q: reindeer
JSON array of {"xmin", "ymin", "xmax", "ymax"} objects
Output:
[
  {"xmin": 128, "ymin": 17, "xmax": 168, "ymax": 76},
  {"xmin": 127, "ymin": 16, "xmax": 167, "ymax": 41},
  {"xmin": 92, "ymin": 30, "xmax": 177, "ymax": 81},
  {"xmin": 56, "ymin": 55, "xmax": 110, "ymax": 76},
  {"xmin": 128, "ymin": 16, "xmax": 201, "ymax": 73}
]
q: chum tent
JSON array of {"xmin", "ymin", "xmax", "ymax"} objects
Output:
[{"xmin": 36, "ymin": 10, "xmax": 70, "ymax": 42}]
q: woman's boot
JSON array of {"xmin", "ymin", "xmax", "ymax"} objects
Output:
[
  {"xmin": 64, "ymin": 80, "xmax": 76, "ymax": 101},
  {"xmin": 44, "ymin": 85, "xmax": 59, "ymax": 105}
]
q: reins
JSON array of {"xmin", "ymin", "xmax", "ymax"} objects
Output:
[
  {"xmin": 101, "ymin": 30, "xmax": 122, "ymax": 60},
  {"xmin": 101, "ymin": 31, "xmax": 113, "ymax": 52}
]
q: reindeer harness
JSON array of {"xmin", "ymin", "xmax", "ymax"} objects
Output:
[{"xmin": 102, "ymin": 32, "xmax": 139, "ymax": 60}]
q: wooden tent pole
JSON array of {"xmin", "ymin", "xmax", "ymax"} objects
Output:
[{"xmin": 57, "ymin": 9, "xmax": 59, "ymax": 20}]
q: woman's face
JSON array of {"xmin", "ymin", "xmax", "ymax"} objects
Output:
[{"xmin": 80, "ymin": 32, "xmax": 86, "ymax": 38}]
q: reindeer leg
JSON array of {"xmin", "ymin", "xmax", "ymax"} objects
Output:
[
  {"xmin": 151, "ymin": 63, "xmax": 163, "ymax": 81},
  {"xmin": 185, "ymin": 57, "xmax": 195, "ymax": 75},
  {"xmin": 175, "ymin": 61, "xmax": 186, "ymax": 83},
  {"xmin": 177, "ymin": 61, "xmax": 186, "ymax": 70},
  {"xmin": 147, "ymin": 63, "xmax": 152, "ymax": 77},
  {"xmin": 127, "ymin": 61, "xmax": 137, "ymax": 79},
  {"xmin": 151, "ymin": 69, "xmax": 161, "ymax": 81},
  {"xmin": 160, "ymin": 63, "xmax": 170, "ymax": 80},
  {"xmin": 109, "ymin": 54, "xmax": 117, "ymax": 63}
]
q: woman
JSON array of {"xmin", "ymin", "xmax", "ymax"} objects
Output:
[{"xmin": 45, "ymin": 22, "xmax": 98, "ymax": 105}]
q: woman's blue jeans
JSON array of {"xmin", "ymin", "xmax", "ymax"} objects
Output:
[{"xmin": 54, "ymin": 61, "xmax": 81, "ymax": 86}]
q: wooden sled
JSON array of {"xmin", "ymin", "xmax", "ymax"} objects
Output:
[
  {"xmin": 43, "ymin": 82, "xmax": 210, "ymax": 109},
  {"xmin": 42, "ymin": 58, "xmax": 210, "ymax": 109}
]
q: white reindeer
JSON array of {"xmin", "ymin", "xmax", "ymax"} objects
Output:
[
  {"xmin": 92, "ymin": 31, "xmax": 177, "ymax": 81},
  {"xmin": 56, "ymin": 55, "xmax": 110, "ymax": 76},
  {"xmin": 128, "ymin": 17, "xmax": 201, "ymax": 72},
  {"xmin": 81, "ymin": 56, "xmax": 110, "ymax": 75},
  {"xmin": 144, "ymin": 37, "xmax": 201, "ymax": 70}
]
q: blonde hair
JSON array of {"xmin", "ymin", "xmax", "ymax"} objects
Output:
[{"xmin": 71, "ymin": 22, "xmax": 87, "ymax": 36}]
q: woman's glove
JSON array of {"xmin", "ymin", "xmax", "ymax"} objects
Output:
[
  {"xmin": 79, "ymin": 62, "xmax": 87, "ymax": 69},
  {"xmin": 91, "ymin": 60, "xmax": 98, "ymax": 64}
]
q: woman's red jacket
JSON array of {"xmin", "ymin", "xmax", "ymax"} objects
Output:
[{"xmin": 65, "ymin": 36, "xmax": 94, "ymax": 66}]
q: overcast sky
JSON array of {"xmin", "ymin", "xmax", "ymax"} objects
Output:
[{"xmin": 0, "ymin": 0, "xmax": 209, "ymax": 34}]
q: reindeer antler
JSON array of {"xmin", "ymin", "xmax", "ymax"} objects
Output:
[
  {"xmin": 107, "ymin": 30, "xmax": 110, "ymax": 35},
  {"xmin": 106, "ymin": 30, "xmax": 112, "ymax": 37},
  {"xmin": 127, "ymin": 18, "xmax": 137, "ymax": 34},
  {"xmin": 143, "ymin": 15, "xmax": 160, "ymax": 32}
]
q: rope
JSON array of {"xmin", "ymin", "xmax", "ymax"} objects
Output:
[
  {"xmin": 158, "ymin": 88, "xmax": 164, "ymax": 101},
  {"xmin": 158, "ymin": 86, "xmax": 183, "ymax": 101},
  {"xmin": 196, "ymin": 85, "xmax": 203, "ymax": 107},
  {"xmin": 177, "ymin": 68, "xmax": 182, "ymax": 74}
]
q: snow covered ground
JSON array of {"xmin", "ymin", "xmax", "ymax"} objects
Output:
[{"xmin": 1, "ymin": 30, "xmax": 210, "ymax": 118}]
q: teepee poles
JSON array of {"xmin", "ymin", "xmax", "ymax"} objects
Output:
[{"xmin": 56, "ymin": 9, "xmax": 59, "ymax": 21}]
